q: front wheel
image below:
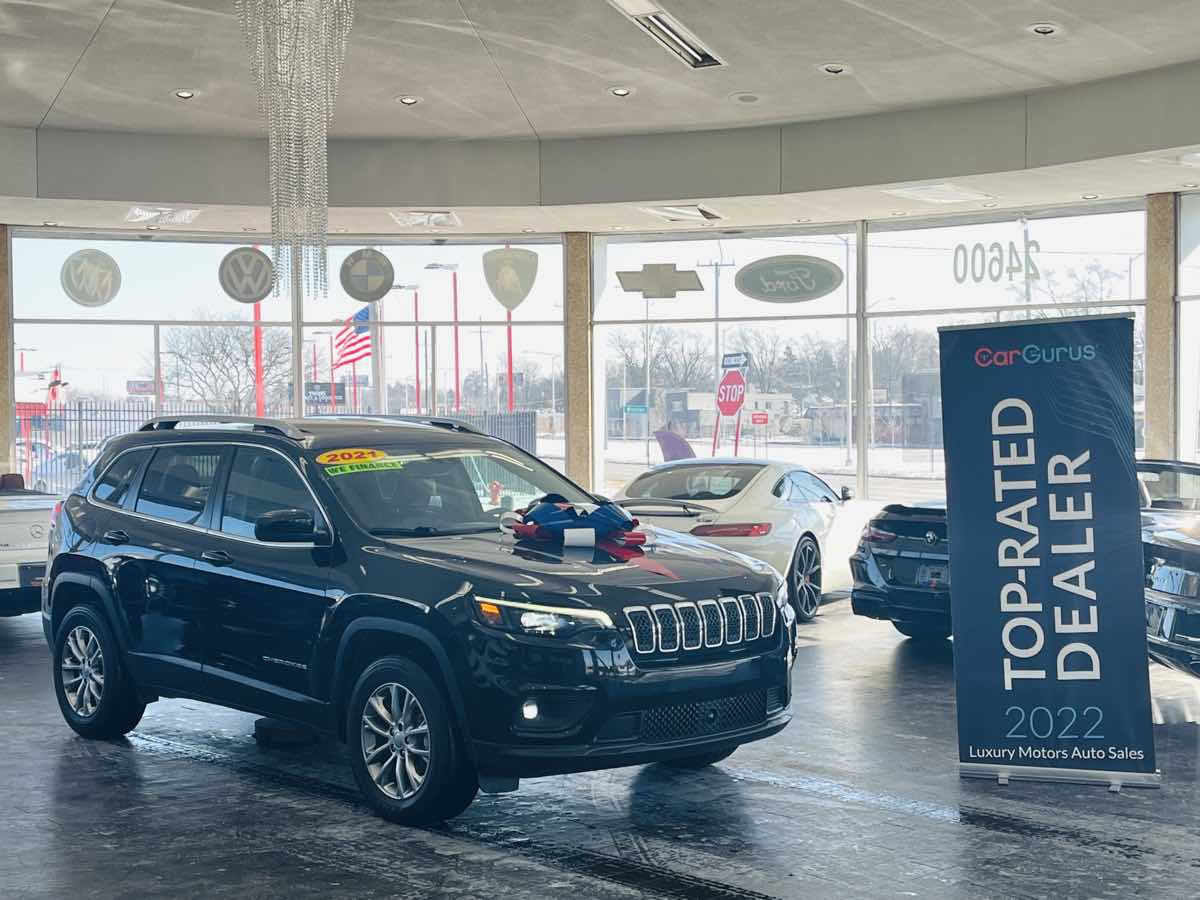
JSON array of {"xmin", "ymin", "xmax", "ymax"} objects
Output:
[
  {"xmin": 347, "ymin": 657, "xmax": 478, "ymax": 825},
  {"xmin": 661, "ymin": 746, "xmax": 737, "ymax": 768},
  {"xmin": 893, "ymin": 620, "xmax": 951, "ymax": 641},
  {"xmin": 53, "ymin": 605, "xmax": 145, "ymax": 739},
  {"xmin": 789, "ymin": 535, "xmax": 823, "ymax": 622}
]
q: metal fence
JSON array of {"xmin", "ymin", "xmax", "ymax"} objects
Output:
[{"xmin": 15, "ymin": 402, "xmax": 538, "ymax": 496}]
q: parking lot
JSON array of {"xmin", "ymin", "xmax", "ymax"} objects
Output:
[{"xmin": 5, "ymin": 599, "xmax": 1198, "ymax": 900}]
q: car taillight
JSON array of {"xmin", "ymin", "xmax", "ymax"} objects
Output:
[
  {"xmin": 691, "ymin": 523, "xmax": 772, "ymax": 537},
  {"xmin": 864, "ymin": 524, "xmax": 896, "ymax": 543},
  {"xmin": 51, "ymin": 501, "xmax": 62, "ymax": 522}
]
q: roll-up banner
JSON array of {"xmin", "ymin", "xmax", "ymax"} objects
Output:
[{"xmin": 938, "ymin": 314, "xmax": 1158, "ymax": 788}]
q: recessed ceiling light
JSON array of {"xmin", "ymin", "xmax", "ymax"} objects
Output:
[
  {"xmin": 982, "ymin": 201, "xmax": 998, "ymax": 208},
  {"xmin": 796, "ymin": 218, "xmax": 811, "ymax": 223},
  {"xmin": 174, "ymin": 89, "xmax": 195, "ymax": 100},
  {"xmin": 1081, "ymin": 193, "xmax": 1100, "ymax": 200},
  {"xmin": 610, "ymin": 87, "xmax": 632, "ymax": 98},
  {"xmin": 1026, "ymin": 22, "xmax": 1061, "ymax": 37},
  {"xmin": 730, "ymin": 91, "xmax": 760, "ymax": 104},
  {"xmin": 817, "ymin": 62, "xmax": 850, "ymax": 76},
  {"xmin": 42, "ymin": 221, "xmax": 59, "ymax": 227},
  {"xmin": 522, "ymin": 228, "xmax": 536, "ymax": 233},
  {"xmin": 395, "ymin": 95, "xmax": 422, "ymax": 106},
  {"xmin": 241, "ymin": 226, "xmax": 257, "ymax": 232},
  {"xmin": 884, "ymin": 183, "xmax": 995, "ymax": 204},
  {"xmin": 890, "ymin": 211, "xmax": 907, "ymax": 217},
  {"xmin": 335, "ymin": 227, "xmax": 349, "ymax": 233},
  {"xmin": 610, "ymin": 225, "xmax": 627, "ymax": 231},
  {"xmin": 1183, "ymin": 183, "xmax": 1199, "ymax": 189},
  {"xmin": 145, "ymin": 225, "xmax": 160, "ymax": 231}
]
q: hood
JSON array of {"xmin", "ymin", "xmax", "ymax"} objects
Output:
[{"xmin": 361, "ymin": 525, "xmax": 779, "ymax": 610}]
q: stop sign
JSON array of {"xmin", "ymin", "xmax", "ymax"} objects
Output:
[{"xmin": 716, "ymin": 369, "xmax": 746, "ymax": 417}]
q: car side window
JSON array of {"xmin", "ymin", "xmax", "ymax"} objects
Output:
[
  {"xmin": 135, "ymin": 447, "xmax": 224, "ymax": 525},
  {"xmin": 220, "ymin": 448, "xmax": 319, "ymax": 539},
  {"xmin": 772, "ymin": 477, "xmax": 791, "ymax": 500},
  {"xmin": 94, "ymin": 449, "xmax": 152, "ymax": 506},
  {"xmin": 789, "ymin": 472, "xmax": 838, "ymax": 503}
]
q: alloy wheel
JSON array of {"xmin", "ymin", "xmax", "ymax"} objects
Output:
[
  {"xmin": 61, "ymin": 625, "xmax": 104, "ymax": 717},
  {"xmin": 360, "ymin": 682, "xmax": 431, "ymax": 800},
  {"xmin": 794, "ymin": 539, "xmax": 823, "ymax": 619}
]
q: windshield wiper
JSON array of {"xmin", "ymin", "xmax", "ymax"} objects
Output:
[{"xmin": 369, "ymin": 525, "xmax": 493, "ymax": 537}]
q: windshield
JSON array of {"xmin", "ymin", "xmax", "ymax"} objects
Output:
[
  {"xmin": 1138, "ymin": 464, "xmax": 1200, "ymax": 512},
  {"xmin": 315, "ymin": 443, "xmax": 593, "ymax": 535},
  {"xmin": 625, "ymin": 464, "xmax": 764, "ymax": 501}
]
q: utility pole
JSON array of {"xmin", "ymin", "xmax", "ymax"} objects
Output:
[{"xmin": 698, "ymin": 258, "xmax": 736, "ymax": 448}]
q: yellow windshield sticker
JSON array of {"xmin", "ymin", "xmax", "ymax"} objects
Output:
[
  {"xmin": 316, "ymin": 448, "xmax": 387, "ymax": 465},
  {"xmin": 324, "ymin": 458, "xmax": 409, "ymax": 477}
]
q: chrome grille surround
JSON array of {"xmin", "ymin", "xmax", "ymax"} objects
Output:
[
  {"xmin": 625, "ymin": 592, "xmax": 780, "ymax": 654},
  {"xmin": 651, "ymin": 603, "xmax": 681, "ymax": 653},
  {"xmin": 720, "ymin": 597, "xmax": 743, "ymax": 645}
]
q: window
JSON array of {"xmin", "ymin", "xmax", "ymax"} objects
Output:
[
  {"xmin": 94, "ymin": 449, "xmax": 151, "ymax": 506},
  {"xmin": 625, "ymin": 464, "xmax": 765, "ymax": 501},
  {"xmin": 135, "ymin": 447, "xmax": 223, "ymax": 524},
  {"xmin": 1138, "ymin": 464, "xmax": 1200, "ymax": 512},
  {"xmin": 220, "ymin": 448, "xmax": 319, "ymax": 538},
  {"xmin": 789, "ymin": 471, "xmax": 837, "ymax": 503}
]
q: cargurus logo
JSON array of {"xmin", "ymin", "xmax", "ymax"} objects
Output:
[{"xmin": 974, "ymin": 344, "xmax": 1098, "ymax": 367}]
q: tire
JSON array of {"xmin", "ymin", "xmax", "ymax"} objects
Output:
[
  {"xmin": 347, "ymin": 657, "xmax": 478, "ymax": 825},
  {"xmin": 893, "ymin": 620, "xmax": 951, "ymax": 641},
  {"xmin": 789, "ymin": 535, "xmax": 823, "ymax": 622},
  {"xmin": 660, "ymin": 746, "xmax": 737, "ymax": 768},
  {"xmin": 52, "ymin": 605, "xmax": 145, "ymax": 739}
]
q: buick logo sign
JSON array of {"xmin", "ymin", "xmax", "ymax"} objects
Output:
[
  {"xmin": 219, "ymin": 247, "xmax": 275, "ymax": 304},
  {"xmin": 61, "ymin": 249, "xmax": 121, "ymax": 308},
  {"xmin": 925, "ymin": 531, "xmax": 940, "ymax": 546}
]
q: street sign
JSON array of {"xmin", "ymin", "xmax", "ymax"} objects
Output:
[
  {"xmin": 721, "ymin": 351, "xmax": 750, "ymax": 370},
  {"xmin": 126, "ymin": 379, "xmax": 156, "ymax": 396},
  {"xmin": 716, "ymin": 369, "xmax": 746, "ymax": 417},
  {"xmin": 624, "ymin": 403, "xmax": 648, "ymax": 414},
  {"xmin": 751, "ymin": 411, "xmax": 768, "ymax": 425}
]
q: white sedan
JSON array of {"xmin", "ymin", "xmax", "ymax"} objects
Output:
[{"xmin": 612, "ymin": 458, "xmax": 849, "ymax": 622}]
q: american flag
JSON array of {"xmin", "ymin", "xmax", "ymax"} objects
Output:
[{"xmin": 333, "ymin": 306, "xmax": 372, "ymax": 369}]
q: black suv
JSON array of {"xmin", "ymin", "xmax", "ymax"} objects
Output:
[{"xmin": 42, "ymin": 415, "xmax": 795, "ymax": 824}]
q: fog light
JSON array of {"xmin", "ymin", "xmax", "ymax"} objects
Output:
[{"xmin": 522, "ymin": 699, "xmax": 539, "ymax": 720}]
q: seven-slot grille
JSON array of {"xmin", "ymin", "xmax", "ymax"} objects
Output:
[{"xmin": 624, "ymin": 593, "xmax": 777, "ymax": 654}]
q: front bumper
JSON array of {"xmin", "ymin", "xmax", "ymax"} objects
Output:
[
  {"xmin": 1146, "ymin": 589, "xmax": 1200, "ymax": 678},
  {"xmin": 461, "ymin": 621, "xmax": 794, "ymax": 778}
]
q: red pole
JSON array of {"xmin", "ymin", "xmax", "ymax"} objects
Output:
[
  {"xmin": 452, "ymin": 271, "xmax": 461, "ymax": 412},
  {"xmin": 253, "ymin": 302, "xmax": 265, "ymax": 416},
  {"xmin": 733, "ymin": 410, "xmax": 743, "ymax": 456},
  {"xmin": 505, "ymin": 310, "xmax": 515, "ymax": 412},
  {"xmin": 711, "ymin": 414, "xmax": 720, "ymax": 455},
  {"xmin": 351, "ymin": 360, "xmax": 358, "ymax": 412},
  {"xmin": 414, "ymin": 291, "xmax": 422, "ymax": 415},
  {"xmin": 328, "ymin": 334, "xmax": 335, "ymax": 413}
]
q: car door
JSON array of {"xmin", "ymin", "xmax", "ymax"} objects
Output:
[
  {"xmin": 198, "ymin": 445, "xmax": 334, "ymax": 707},
  {"xmin": 99, "ymin": 444, "xmax": 226, "ymax": 690},
  {"xmin": 786, "ymin": 471, "xmax": 839, "ymax": 543}
]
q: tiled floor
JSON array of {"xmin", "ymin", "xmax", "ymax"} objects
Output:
[{"xmin": 3, "ymin": 601, "xmax": 1198, "ymax": 899}]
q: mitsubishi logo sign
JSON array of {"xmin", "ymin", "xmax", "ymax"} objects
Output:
[
  {"xmin": 219, "ymin": 246, "xmax": 275, "ymax": 304},
  {"xmin": 616, "ymin": 263, "xmax": 703, "ymax": 299}
]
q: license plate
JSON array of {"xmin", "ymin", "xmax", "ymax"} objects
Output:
[
  {"xmin": 1145, "ymin": 601, "xmax": 1175, "ymax": 640},
  {"xmin": 916, "ymin": 564, "xmax": 949, "ymax": 589}
]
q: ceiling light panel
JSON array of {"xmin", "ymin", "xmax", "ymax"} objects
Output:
[
  {"xmin": 125, "ymin": 206, "xmax": 202, "ymax": 225},
  {"xmin": 389, "ymin": 210, "xmax": 462, "ymax": 228},
  {"xmin": 607, "ymin": 1, "xmax": 722, "ymax": 69},
  {"xmin": 640, "ymin": 204, "xmax": 722, "ymax": 223},
  {"xmin": 882, "ymin": 183, "xmax": 995, "ymax": 204}
]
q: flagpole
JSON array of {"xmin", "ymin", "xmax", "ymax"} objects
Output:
[
  {"xmin": 253, "ymin": 300, "xmax": 265, "ymax": 416},
  {"xmin": 413, "ymin": 290, "xmax": 421, "ymax": 415},
  {"xmin": 506, "ymin": 310, "xmax": 514, "ymax": 413},
  {"xmin": 452, "ymin": 271, "xmax": 461, "ymax": 411}
]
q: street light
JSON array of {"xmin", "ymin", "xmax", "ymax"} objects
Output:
[
  {"xmin": 424, "ymin": 263, "xmax": 461, "ymax": 412},
  {"xmin": 15, "ymin": 346, "xmax": 36, "ymax": 374},
  {"xmin": 391, "ymin": 283, "xmax": 421, "ymax": 413}
]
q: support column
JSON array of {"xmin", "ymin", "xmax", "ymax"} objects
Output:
[
  {"xmin": 562, "ymin": 232, "xmax": 594, "ymax": 489},
  {"xmin": 0, "ymin": 226, "xmax": 13, "ymax": 474},
  {"xmin": 1145, "ymin": 193, "xmax": 1178, "ymax": 458}
]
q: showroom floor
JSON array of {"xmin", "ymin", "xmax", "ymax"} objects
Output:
[{"xmin": 3, "ymin": 601, "xmax": 1198, "ymax": 900}]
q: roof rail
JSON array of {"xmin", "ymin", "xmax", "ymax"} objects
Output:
[
  {"xmin": 383, "ymin": 415, "xmax": 484, "ymax": 435},
  {"xmin": 139, "ymin": 415, "xmax": 307, "ymax": 441}
]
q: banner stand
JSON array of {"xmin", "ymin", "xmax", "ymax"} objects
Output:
[{"xmin": 960, "ymin": 762, "xmax": 1161, "ymax": 792}]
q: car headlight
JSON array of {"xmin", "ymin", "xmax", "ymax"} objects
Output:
[{"xmin": 474, "ymin": 597, "xmax": 614, "ymax": 637}]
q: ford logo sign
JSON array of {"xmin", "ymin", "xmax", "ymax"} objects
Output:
[{"xmin": 734, "ymin": 255, "xmax": 844, "ymax": 304}]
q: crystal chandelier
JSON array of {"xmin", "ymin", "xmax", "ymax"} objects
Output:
[{"xmin": 236, "ymin": 0, "xmax": 355, "ymax": 298}]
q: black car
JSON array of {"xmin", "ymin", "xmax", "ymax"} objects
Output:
[
  {"xmin": 849, "ymin": 500, "xmax": 951, "ymax": 640},
  {"xmin": 41, "ymin": 415, "xmax": 794, "ymax": 824},
  {"xmin": 1139, "ymin": 459, "xmax": 1200, "ymax": 677}
]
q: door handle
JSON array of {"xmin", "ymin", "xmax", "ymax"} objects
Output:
[
  {"xmin": 201, "ymin": 550, "xmax": 234, "ymax": 566},
  {"xmin": 103, "ymin": 530, "xmax": 129, "ymax": 544}
]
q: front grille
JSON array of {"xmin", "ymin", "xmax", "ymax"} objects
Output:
[
  {"xmin": 624, "ymin": 593, "xmax": 777, "ymax": 655},
  {"xmin": 641, "ymin": 690, "xmax": 768, "ymax": 743}
]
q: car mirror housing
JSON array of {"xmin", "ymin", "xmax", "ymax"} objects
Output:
[
  {"xmin": 840, "ymin": 486, "xmax": 855, "ymax": 502},
  {"xmin": 255, "ymin": 508, "xmax": 319, "ymax": 543}
]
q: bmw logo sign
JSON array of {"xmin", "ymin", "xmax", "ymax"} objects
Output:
[{"xmin": 924, "ymin": 531, "xmax": 939, "ymax": 546}]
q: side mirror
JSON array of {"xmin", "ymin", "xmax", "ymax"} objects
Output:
[
  {"xmin": 840, "ymin": 486, "xmax": 855, "ymax": 502},
  {"xmin": 255, "ymin": 508, "xmax": 319, "ymax": 543}
]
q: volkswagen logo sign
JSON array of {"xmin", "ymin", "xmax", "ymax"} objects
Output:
[
  {"xmin": 924, "ymin": 531, "xmax": 940, "ymax": 546},
  {"xmin": 219, "ymin": 247, "xmax": 275, "ymax": 304}
]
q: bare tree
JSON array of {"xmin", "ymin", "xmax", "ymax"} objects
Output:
[
  {"xmin": 727, "ymin": 325, "xmax": 791, "ymax": 393},
  {"xmin": 160, "ymin": 317, "xmax": 292, "ymax": 413}
]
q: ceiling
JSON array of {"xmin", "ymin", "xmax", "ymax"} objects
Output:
[{"xmin": 5, "ymin": 0, "xmax": 1200, "ymax": 141}]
